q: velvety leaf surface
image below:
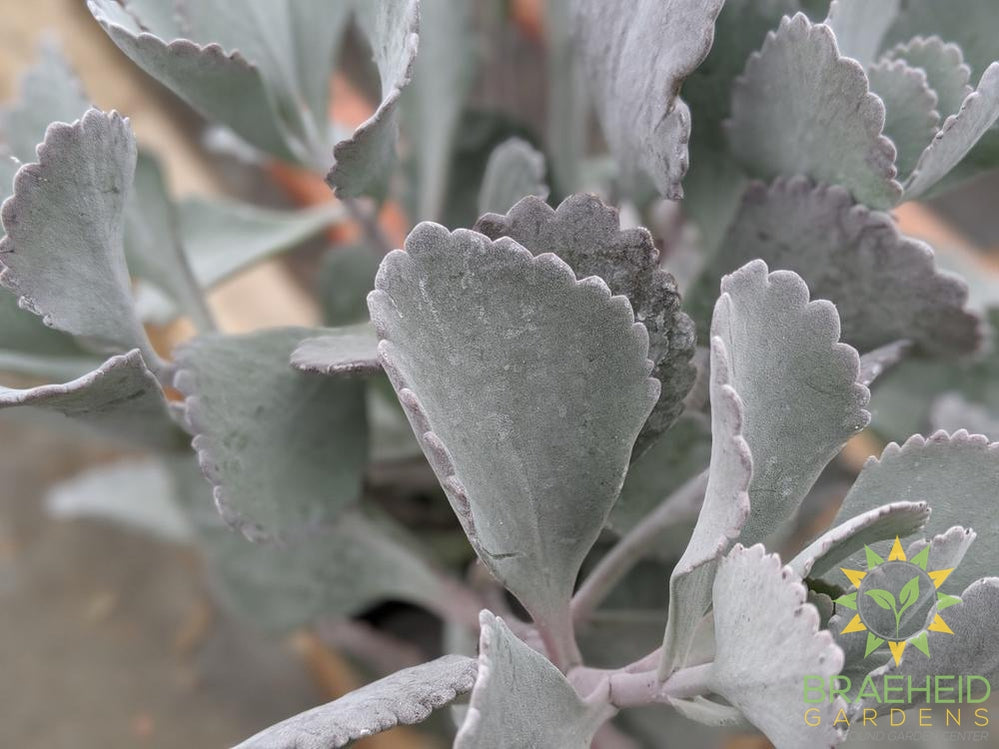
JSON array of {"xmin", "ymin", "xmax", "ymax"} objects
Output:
[
  {"xmin": 477, "ymin": 138, "xmax": 549, "ymax": 217},
  {"xmin": 0, "ymin": 349, "xmax": 180, "ymax": 448},
  {"xmin": 856, "ymin": 578, "xmax": 999, "ymax": 714},
  {"xmin": 689, "ymin": 178, "xmax": 979, "ymax": 355},
  {"xmin": 175, "ymin": 327, "xmax": 368, "ymax": 543},
  {"xmin": 906, "ymin": 525, "xmax": 977, "ymax": 576},
  {"xmin": 369, "ymin": 223, "xmax": 658, "ymax": 648},
  {"xmin": 475, "ymin": 194, "xmax": 696, "ymax": 451},
  {"xmin": 0, "ymin": 40, "xmax": 89, "ymax": 163},
  {"xmin": 867, "ymin": 59, "xmax": 940, "ymax": 177},
  {"xmin": 327, "ymin": 1, "xmax": 420, "ymax": 197},
  {"xmin": 45, "ymin": 458, "xmax": 193, "ymax": 543},
  {"xmin": 454, "ymin": 612, "xmax": 613, "ymax": 749},
  {"xmin": 290, "ymin": 323, "xmax": 381, "ymax": 377},
  {"xmin": 713, "ymin": 260, "xmax": 869, "ymax": 545},
  {"xmin": 236, "ymin": 655, "xmax": 478, "ymax": 749},
  {"xmin": 660, "ymin": 336, "xmax": 751, "ymax": 677},
  {"xmin": 884, "ymin": 36, "xmax": 972, "ymax": 121},
  {"xmin": 904, "ymin": 62, "xmax": 999, "ymax": 200},
  {"xmin": 573, "ymin": 0, "xmax": 725, "ymax": 198},
  {"xmin": 726, "ymin": 13, "xmax": 902, "ymax": 208},
  {"xmin": 0, "ymin": 109, "xmax": 159, "ymax": 367},
  {"xmin": 710, "ymin": 544, "xmax": 846, "ymax": 749},
  {"xmin": 833, "ymin": 430, "xmax": 999, "ymax": 594},
  {"xmin": 789, "ymin": 502, "xmax": 930, "ymax": 579},
  {"xmin": 826, "ymin": 0, "xmax": 899, "ymax": 67},
  {"xmin": 180, "ymin": 198, "xmax": 343, "ymax": 288}
]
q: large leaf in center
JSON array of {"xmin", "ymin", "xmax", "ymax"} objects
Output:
[{"xmin": 369, "ymin": 223, "xmax": 658, "ymax": 641}]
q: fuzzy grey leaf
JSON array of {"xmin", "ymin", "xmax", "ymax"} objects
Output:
[
  {"xmin": 660, "ymin": 336, "xmax": 751, "ymax": 677},
  {"xmin": 867, "ymin": 59, "xmax": 940, "ymax": 177},
  {"xmin": 454, "ymin": 611, "xmax": 614, "ymax": 749},
  {"xmin": 826, "ymin": 0, "xmax": 899, "ymax": 67},
  {"xmin": 0, "ymin": 109, "xmax": 160, "ymax": 367},
  {"xmin": 856, "ymin": 578, "xmax": 999, "ymax": 715},
  {"xmin": 883, "ymin": 1, "xmax": 999, "ymax": 81},
  {"xmin": 236, "ymin": 655, "xmax": 478, "ymax": 749},
  {"xmin": 906, "ymin": 525, "xmax": 977, "ymax": 576},
  {"xmin": 181, "ymin": 199, "xmax": 344, "ymax": 289},
  {"xmin": 714, "ymin": 260, "xmax": 870, "ymax": 545},
  {"xmin": 290, "ymin": 323, "xmax": 381, "ymax": 377},
  {"xmin": 475, "ymin": 194, "xmax": 696, "ymax": 452},
  {"xmin": 834, "ymin": 431, "xmax": 999, "ymax": 594},
  {"xmin": 904, "ymin": 62, "xmax": 999, "ymax": 200},
  {"xmin": 0, "ymin": 40, "xmax": 89, "ymax": 163},
  {"xmin": 689, "ymin": 178, "xmax": 979, "ymax": 356},
  {"xmin": 477, "ymin": 138, "xmax": 549, "ymax": 217},
  {"xmin": 884, "ymin": 36, "xmax": 972, "ymax": 121},
  {"xmin": 726, "ymin": 13, "xmax": 902, "ymax": 209},
  {"xmin": 0, "ymin": 349, "xmax": 180, "ymax": 448},
  {"xmin": 175, "ymin": 328, "xmax": 367, "ymax": 543},
  {"xmin": 789, "ymin": 502, "xmax": 930, "ymax": 579},
  {"xmin": 710, "ymin": 544, "xmax": 846, "ymax": 749},
  {"xmin": 327, "ymin": 1, "xmax": 420, "ymax": 197},
  {"xmin": 573, "ymin": 0, "xmax": 725, "ymax": 198},
  {"xmin": 45, "ymin": 458, "xmax": 193, "ymax": 543},
  {"xmin": 369, "ymin": 223, "xmax": 658, "ymax": 654}
]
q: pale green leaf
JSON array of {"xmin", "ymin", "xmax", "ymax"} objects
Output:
[
  {"xmin": 884, "ymin": 36, "xmax": 972, "ymax": 120},
  {"xmin": 726, "ymin": 13, "xmax": 902, "ymax": 208},
  {"xmin": 454, "ymin": 611, "xmax": 613, "ymax": 749},
  {"xmin": 290, "ymin": 323, "xmax": 380, "ymax": 376},
  {"xmin": 318, "ymin": 244, "xmax": 381, "ymax": 327},
  {"xmin": 235, "ymin": 655, "xmax": 477, "ymax": 749},
  {"xmin": 175, "ymin": 327, "xmax": 368, "ymax": 543},
  {"xmin": 710, "ymin": 544, "xmax": 846, "ymax": 748},
  {"xmin": 573, "ymin": 0, "xmax": 725, "ymax": 198},
  {"xmin": 867, "ymin": 59, "xmax": 940, "ymax": 177},
  {"xmin": 826, "ymin": 0, "xmax": 899, "ymax": 67},
  {"xmin": 369, "ymin": 223, "xmax": 658, "ymax": 653},
  {"xmin": 477, "ymin": 138, "xmax": 549, "ymax": 217}
]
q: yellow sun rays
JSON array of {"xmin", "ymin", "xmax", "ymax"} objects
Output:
[{"xmin": 833, "ymin": 536, "xmax": 955, "ymax": 665}]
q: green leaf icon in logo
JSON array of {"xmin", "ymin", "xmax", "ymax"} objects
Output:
[
  {"xmin": 865, "ymin": 576, "xmax": 920, "ymax": 639},
  {"xmin": 865, "ymin": 588, "xmax": 896, "ymax": 611}
]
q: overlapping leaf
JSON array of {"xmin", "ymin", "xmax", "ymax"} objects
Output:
[
  {"xmin": 833, "ymin": 430, "xmax": 999, "ymax": 594},
  {"xmin": 867, "ymin": 59, "xmax": 940, "ymax": 177},
  {"xmin": 573, "ymin": 0, "xmax": 725, "ymax": 198},
  {"xmin": 454, "ymin": 612, "xmax": 614, "ymax": 749},
  {"xmin": 369, "ymin": 223, "xmax": 658, "ymax": 656},
  {"xmin": 826, "ymin": 0, "xmax": 899, "ymax": 67},
  {"xmin": 660, "ymin": 336, "xmax": 751, "ymax": 677},
  {"xmin": 475, "ymin": 194, "xmax": 696, "ymax": 452},
  {"xmin": 236, "ymin": 655, "xmax": 477, "ymax": 749},
  {"xmin": 709, "ymin": 544, "xmax": 846, "ymax": 748},
  {"xmin": 712, "ymin": 260, "xmax": 870, "ymax": 545},
  {"xmin": 688, "ymin": 178, "xmax": 979, "ymax": 355},
  {"xmin": 290, "ymin": 323, "xmax": 380, "ymax": 377},
  {"xmin": 175, "ymin": 327, "xmax": 368, "ymax": 543},
  {"xmin": 884, "ymin": 37, "xmax": 972, "ymax": 121},
  {"xmin": 477, "ymin": 138, "xmax": 549, "ymax": 217},
  {"xmin": 726, "ymin": 13, "xmax": 902, "ymax": 208}
]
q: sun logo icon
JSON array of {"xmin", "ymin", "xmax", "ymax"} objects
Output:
[{"xmin": 835, "ymin": 536, "xmax": 961, "ymax": 665}]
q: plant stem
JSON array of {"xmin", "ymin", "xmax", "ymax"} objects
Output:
[
  {"xmin": 572, "ymin": 470, "xmax": 709, "ymax": 622},
  {"xmin": 570, "ymin": 662, "xmax": 714, "ymax": 709},
  {"xmin": 342, "ymin": 196, "xmax": 394, "ymax": 256},
  {"xmin": 537, "ymin": 602, "xmax": 584, "ymax": 672}
]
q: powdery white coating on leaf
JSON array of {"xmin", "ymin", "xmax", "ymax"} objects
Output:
[
  {"xmin": 691, "ymin": 178, "xmax": 979, "ymax": 356},
  {"xmin": 855, "ymin": 578, "xmax": 999, "ymax": 715},
  {"xmin": 0, "ymin": 349, "xmax": 180, "ymax": 448},
  {"xmin": 726, "ymin": 13, "xmax": 902, "ymax": 209},
  {"xmin": 234, "ymin": 654, "xmax": 477, "ymax": 749},
  {"xmin": 454, "ymin": 611, "xmax": 614, "ymax": 749},
  {"xmin": 475, "ymin": 194, "xmax": 696, "ymax": 452},
  {"xmin": 788, "ymin": 501, "xmax": 930, "ymax": 579},
  {"xmin": 327, "ymin": 1, "xmax": 420, "ymax": 197},
  {"xmin": 659, "ymin": 336, "xmax": 751, "ymax": 678},
  {"xmin": 476, "ymin": 138, "xmax": 549, "ymax": 217},
  {"xmin": 0, "ymin": 109, "xmax": 159, "ymax": 366},
  {"xmin": 714, "ymin": 260, "xmax": 870, "ymax": 546},
  {"xmin": 174, "ymin": 327, "xmax": 368, "ymax": 544},
  {"xmin": 906, "ymin": 525, "xmax": 977, "ymax": 575},
  {"xmin": 572, "ymin": 0, "xmax": 725, "ymax": 198},
  {"xmin": 884, "ymin": 36, "xmax": 973, "ymax": 121},
  {"xmin": 710, "ymin": 544, "xmax": 846, "ymax": 749},
  {"xmin": 833, "ymin": 430, "xmax": 999, "ymax": 594},
  {"xmin": 904, "ymin": 62, "xmax": 999, "ymax": 199},
  {"xmin": 867, "ymin": 59, "xmax": 940, "ymax": 177},
  {"xmin": 369, "ymin": 222, "xmax": 659, "ymax": 638},
  {"xmin": 290, "ymin": 323, "xmax": 381, "ymax": 377},
  {"xmin": 825, "ymin": 0, "xmax": 900, "ymax": 67}
]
